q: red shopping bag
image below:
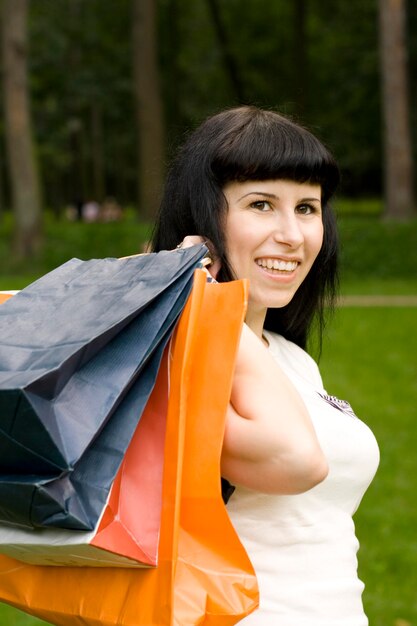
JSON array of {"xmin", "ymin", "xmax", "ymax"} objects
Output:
[
  {"xmin": 89, "ymin": 348, "xmax": 168, "ymax": 566},
  {"xmin": 0, "ymin": 270, "xmax": 259, "ymax": 625}
]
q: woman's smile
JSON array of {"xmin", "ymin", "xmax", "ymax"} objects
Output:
[
  {"xmin": 255, "ymin": 257, "xmax": 300, "ymax": 274},
  {"xmin": 255, "ymin": 257, "xmax": 299, "ymax": 278}
]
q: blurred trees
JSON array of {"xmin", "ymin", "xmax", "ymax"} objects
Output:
[
  {"xmin": 0, "ymin": 0, "xmax": 415, "ymax": 243},
  {"xmin": 205, "ymin": 0, "xmax": 246, "ymax": 102},
  {"xmin": 27, "ymin": 0, "xmax": 135, "ymax": 212},
  {"xmin": 1, "ymin": 0, "xmax": 42, "ymax": 258}
]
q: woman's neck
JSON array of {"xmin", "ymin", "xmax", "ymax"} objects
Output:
[{"xmin": 244, "ymin": 306, "xmax": 267, "ymax": 343}]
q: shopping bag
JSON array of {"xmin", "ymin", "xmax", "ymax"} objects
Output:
[
  {"xmin": 0, "ymin": 246, "xmax": 207, "ymax": 530},
  {"xmin": 0, "ymin": 347, "xmax": 169, "ymax": 568},
  {"xmin": 0, "ymin": 269, "xmax": 259, "ymax": 625},
  {"xmin": 0, "ymin": 292, "xmax": 15, "ymax": 305},
  {"xmin": 1, "ymin": 337, "xmax": 167, "ymax": 532},
  {"xmin": 0, "ymin": 247, "xmax": 205, "ymax": 476}
]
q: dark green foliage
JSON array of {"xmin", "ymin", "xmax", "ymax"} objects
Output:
[
  {"xmin": 0, "ymin": 209, "xmax": 152, "ymax": 284},
  {"xmin": 157, "ymin": 0, "xmax": 391, "ymax": 197},
  {"xmin": 337, "ymin": 216, "xmax": 417, "ymax": 281},
  {"xmin": 28, "ymin": 0, "xmax": 136, "ymax": 208},
  {"xmin": 0, "ymin": 0, "xmax": 413, "ymax": 212}
]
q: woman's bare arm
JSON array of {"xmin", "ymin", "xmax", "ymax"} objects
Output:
[{"xmin": 221, "ymin": 324, "xmax": 328, "ymax": 494}]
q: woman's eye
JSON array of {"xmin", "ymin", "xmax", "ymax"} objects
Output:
[
  {"xmin": 250, "ymin": 201, "xmax": 271, "ymax": 211},
  {"xmin": 296, "ymin": 203, "xmax": 315, "ymax": 215}
]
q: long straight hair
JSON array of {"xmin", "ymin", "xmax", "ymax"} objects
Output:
[{"xmin": 152, "ymin": 106, "xmax": 340, "ymax": 351}]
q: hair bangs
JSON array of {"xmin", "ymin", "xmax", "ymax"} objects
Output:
[{"xmin": 212, "ymin": 109, "xmax": 339, "ymax": 205}]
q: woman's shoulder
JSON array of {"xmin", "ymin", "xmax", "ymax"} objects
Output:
[{"xmin": 263, "ymin": 331, "xmax": 324, "ymax": 390}]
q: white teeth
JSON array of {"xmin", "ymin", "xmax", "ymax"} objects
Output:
[{"xmin": 256, "ymin": 259, "xmax": 298, "ymax": 272}]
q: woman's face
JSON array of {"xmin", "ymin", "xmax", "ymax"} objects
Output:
[{"xmin": 223, "ymin": 179, "xmax": 324, "ymax": 329}]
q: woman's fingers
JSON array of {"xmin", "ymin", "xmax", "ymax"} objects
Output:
[
  {"xmin": 206, "ymin": 256, "xmax": 221, "ymax": 279},
  {"xmin": 177, "ymin": 235, "xmax": 206, "ymax": 249},
  {"xmin": 175, "ymin": 236, "xmax": 221, "ymax": 280}
]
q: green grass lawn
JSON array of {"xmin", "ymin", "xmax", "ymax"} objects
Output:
[
  {"xmin": 320, "ymin": 306, "xmax": 417, "ymax": 626},
  {"xmin": 0, "ymin": 606, "xmax": 50, "ymax": 625}
]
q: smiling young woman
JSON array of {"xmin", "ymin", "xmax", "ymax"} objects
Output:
[{"xmin": 151, "ymin": 106, "xmax": 379, "ymax": 625}]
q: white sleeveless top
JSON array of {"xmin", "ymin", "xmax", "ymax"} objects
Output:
[{"xmin": 227, "ymin": 332, "xmax": 380, "ymax": 626}]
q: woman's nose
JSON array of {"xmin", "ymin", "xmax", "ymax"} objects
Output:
[{"xmin": 272, "ymin": 212, "xmax": 304, "ymax": 247}]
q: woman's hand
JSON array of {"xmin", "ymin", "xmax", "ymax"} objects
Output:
[{"xmin": 176, "ymin": 235, "xmax": 221, "ymax": 280}]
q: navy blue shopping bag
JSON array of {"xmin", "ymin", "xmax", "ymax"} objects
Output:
[{"xmin": 0, "ymin": 245, "xmax": 207, "ymax": 530}]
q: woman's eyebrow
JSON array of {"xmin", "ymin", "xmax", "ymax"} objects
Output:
[
  {"xmin": 237, "ymin": 192, "xmax": 322, "ymax": 203},
  {"xmin": 300, "ymin": 197, "xmax": 322, "ymax": 204},
  {"xmin": 237, "ymin": 191, "xmax": 278, "ymax": 201}
]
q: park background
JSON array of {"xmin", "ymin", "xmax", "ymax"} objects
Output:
[{"xmin": 0, "ymin": 0, "xmax": 416, "ymax": 624}]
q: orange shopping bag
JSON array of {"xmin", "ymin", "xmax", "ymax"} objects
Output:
[
  {"xmin": 0, "ymin": 292, "xmax": 15, "ymax": 305},
  {"xmin": 0, "ymin": 270, "xmax": 259, "ymax": 625}
]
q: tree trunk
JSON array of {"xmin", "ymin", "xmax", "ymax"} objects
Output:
[
  {"xmin": 378, "ymin": 0, "xmax": 414, "ymax": 219},
  {"xmin": 132, "ymin": 0, "xmax": 165, "ymax": 221},
  {"xmin": 0, "ymin": 150, "xmax": 5, "ymax": 221},
  {"xmin": 1, "ymin": 0, "xmax": 43, "ymax": 257}
]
